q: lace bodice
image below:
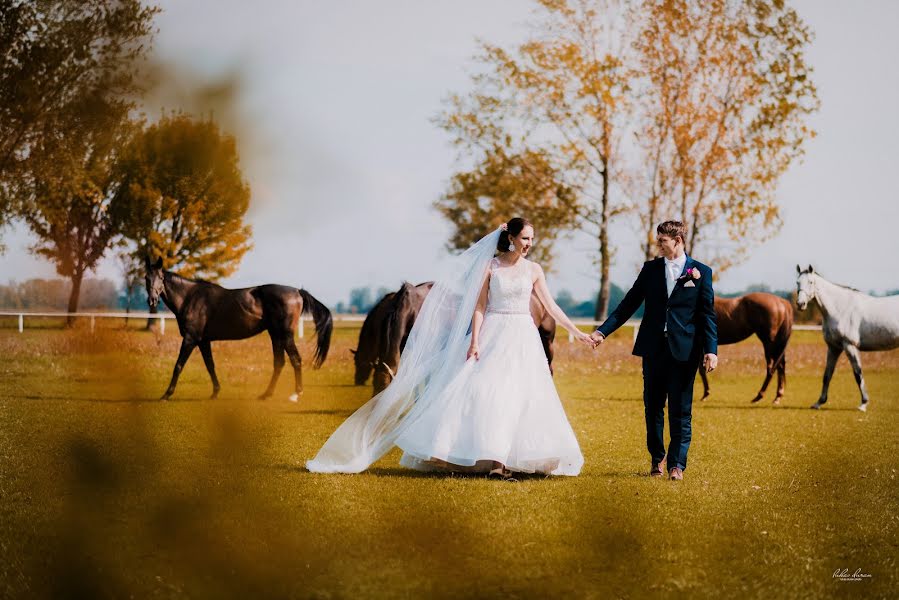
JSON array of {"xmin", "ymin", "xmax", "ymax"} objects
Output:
[{"xmin": 487, "ymin": 257, "xmax": 534, "ymax": 314}]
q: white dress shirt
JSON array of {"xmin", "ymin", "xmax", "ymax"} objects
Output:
[{"xmin": 664, "ymin": 253, "xmax": 687, "ymax": 298}]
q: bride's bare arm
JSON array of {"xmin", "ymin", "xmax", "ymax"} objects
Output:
[
  {"xmin": 532, "ymin": 263, "xmax": 594, "ymax": 346},
  {"xmin": 467, "ymin": 268, "xmax": 491, "ymax": 360}
]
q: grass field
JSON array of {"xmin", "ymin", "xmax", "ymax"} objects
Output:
[{"xmin": 1, "ymin": 319, "xmax": 897, "ymax": 598}]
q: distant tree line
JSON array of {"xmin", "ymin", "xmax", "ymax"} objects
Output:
[
  {"xmin": 334, "ymin": 286, "xmax": 393, "ymax": 315},
  {"xmin": 0, "ymin": 277, "xmax": 155, "ymax": 312}
]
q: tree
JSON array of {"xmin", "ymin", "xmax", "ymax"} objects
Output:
[
  {"xmin": 117, "ymin": 250, "xmax": 145, "ymax": 324},
  {"xmin": 114, "ymin": 114, "xmax": 253, "ymax": 284},
  {"xmin": 438, "ymin": 0, "xmax": 636, "ymax": 319},
  {"xmin": 631, "ymin": 0, "xmax": 818, "ymax": 268},
  {"xmin": 19, "ymin": 93, "xmax": 139, "ymax": 322},
  {"xmin": 440, "ymin": 0, "xmax": 818, "ymax": 316},
  {"xmin": 0, "ymin": 0, "xmax": 159, "ymax": 244},
  {"xmin": 436, "ymin": 147, "xmax": 578, "ymax": 268}
]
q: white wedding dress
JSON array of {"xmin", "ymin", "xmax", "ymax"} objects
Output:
[
  {"xmin": 306, "ymin": 226, "xmax": 583, "ymax": 476},
  {"xmin": 396, "ymin": 257, "xmax": 583, "ymax": 475}
]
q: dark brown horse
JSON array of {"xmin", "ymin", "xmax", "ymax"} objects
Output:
[
  {"xmin": 700, "ymin": 292, "xmax": 793, "ymax": 403},
  {"xmin": 350, "ymin": 291, "xmax": 397, "ymax": 386},
  {"xmin": 145, "ymin": 257, "xmax": 333, "ymax": 401},
  {"xmin": 371, "ymin": 281, "xmax": 556, "ymax": 395}
]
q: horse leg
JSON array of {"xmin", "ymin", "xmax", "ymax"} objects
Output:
[
  {"xmin": 752, "ymin": 341, "xmax": 776, "ymax": 404},
  {"xmin": 774, "ymin": 353, "xmax": 786, "ymax": 404},
  {"xmin": 199, "ymin": 340, "xmax": 221, "ymax": 399},
  {"xmin": 542, "ymin": 331, "xmax": 555, "ymax": 376},
  {"xmin": 843, "ymin": 344, "xmax": 870, "ymax": 412},
  {"xmin": 162, "ymin": 338, "xmax": 197, "ymax": 400},
  {"xmin": 811, "ymin": 343, "xmax": 840, "ymax": 409},
  {"xmin": 699, "ymin": 368, "xmax": 710, "ymax": 401},
  {"xmin": 284, "ymin": 337, "xmax": 304, "ymax": 402},
  {"xmin": 259, "ymin": 336, "xmax": 286, "ymax": 400}
]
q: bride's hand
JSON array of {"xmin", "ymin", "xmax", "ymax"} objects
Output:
[
  {"xmin": 467, "ymin": 343, "xmax": 480, "ymax": 361},
  {"xmin": 575, "ymin": 331, "xmax": 595, "ymax": 348}
]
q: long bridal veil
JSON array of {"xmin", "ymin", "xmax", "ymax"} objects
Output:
[{"xmin": 306, "ymin": 227, "xmax": 503, "ymax": 473}]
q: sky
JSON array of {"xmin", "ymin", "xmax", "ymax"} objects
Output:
[{"xmin": 1, "ymin": 0, "xmax": 897, "ymax": 306}]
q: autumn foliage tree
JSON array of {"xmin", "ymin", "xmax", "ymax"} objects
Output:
[
  {"xmin": 630, "ymin": 0, "xmax": 818, "ymax": 268},
  {"xmin": 436, "ymin": 147, "xmax": 578, "ymax": 267},
  {"xmin": 19, "ymin": 94, "xmax": 139, "ymax": 322},
  {"xmin": 0, "ymin": 0, "xmax": 158, "ymax": 246},
  {"xmin": 439, "ymin": 0, "xmax": 640, "ymax": 319},
  {"xmin": 440, "ymin": 0, "xmax": 818, "ymax": 317},
  {"xmin": 114, "ymin": 114, "xmax": 253, "ymax": 284}
]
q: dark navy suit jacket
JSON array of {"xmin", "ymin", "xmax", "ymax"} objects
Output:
[{"xmin": 596, "ymin": 255, "xmax": 718, "ymax": 362}]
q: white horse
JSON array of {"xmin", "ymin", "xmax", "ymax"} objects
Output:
[{"xmin": 796, "ymin": 265, "xmax": 899, "ymax": 411}]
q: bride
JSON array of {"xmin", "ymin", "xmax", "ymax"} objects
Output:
[{"xmin": 306, "ymin": 218, "xmax": 594, "ymax": 479}]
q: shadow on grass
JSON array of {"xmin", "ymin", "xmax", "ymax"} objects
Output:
[
  {"xmin": 572, "ymin": 395, "xmax": 642, "ymax": 403},
  {"xmin": 12, "ymin": 393, "xmax": 169, "ymax": 404},
  {"xmin": 278, "ymin": 408, "xmax": 356, "ymax": 416},
  {"xmin": 698, "ymin": 403, "xmax": 862, "ymax": 412},
  {"xmin": 268, "ymin": 464, "xmax": 451, "ymax": 479},
  {"xmin": 301, "ymin": 383, "xmax": 362, "ymax": 389},
  {"xmin": 591, "ymin": 470, "xmax": 657, "ymax": 479}
]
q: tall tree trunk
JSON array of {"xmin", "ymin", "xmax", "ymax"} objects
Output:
[
  {"xmin": 594, "ymin": 163, "xmax": 611, "ymax": 321},
  {"xmin": 66, "ymin": 269, "xmax": 84, "ymax": 327},
  {"xmin": 644, "ymin": 195, "xmax": 658, "ymax": 262}
]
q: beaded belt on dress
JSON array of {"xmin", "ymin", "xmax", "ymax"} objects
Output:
[{"xmin": 486, "ymin": 308, "xmax": 530, "ymax": 315}]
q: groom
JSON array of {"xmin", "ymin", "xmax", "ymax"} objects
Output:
[{"xmin": 590, "ymin": 221, "xmax": 718, "ymax": 481}]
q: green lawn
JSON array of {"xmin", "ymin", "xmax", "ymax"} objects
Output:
[{"xmin": 0, "ymin": 323, "xmax": 896, "ymax": 598}]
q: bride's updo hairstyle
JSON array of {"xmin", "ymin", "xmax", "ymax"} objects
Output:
[{"xmin": 497, "ymin": 217, "xmax": 533, "ymax": 252}]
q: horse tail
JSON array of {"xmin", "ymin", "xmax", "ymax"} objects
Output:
[
  {"xmin": 299, "ymin": 289, "xmax": 333, "ymax": 368},
  {"xmin": 771, "ymin": 298, "xmax": 794, "ymax": 370}
]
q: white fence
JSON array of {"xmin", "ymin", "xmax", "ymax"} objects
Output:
[
  {"xmin": 566, "ymin": 319, "xmax": 822, "ymax": 343},
  {"xmin": 0, "ymin": 311, "xmax": 369, "ymax": 338},
  {"xmin": 1, "ymin": 311, "xmax": 821, "ymax": 342}
]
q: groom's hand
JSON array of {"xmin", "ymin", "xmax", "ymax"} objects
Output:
[
  {"xmin": 703, "ymin": 353, "xmax": 718, "ymax": 372},
  {"xmin": 589, "ymin": 331, "xmax": 605, "ymax": 349}
]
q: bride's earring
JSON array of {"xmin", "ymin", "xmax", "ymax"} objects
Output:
[{"xmin": 508, "ymin": 242, "xmax": 514, "ymax": 252}]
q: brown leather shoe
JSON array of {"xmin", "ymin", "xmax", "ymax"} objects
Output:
[
  {"xmin": 650, "ymin": 456, "xmax": 666, "ymax": 477},
  {"xmin": 669, "ymin": 467, "xmax": 684, "ymax": 481}
]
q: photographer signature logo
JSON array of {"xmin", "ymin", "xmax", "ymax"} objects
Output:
[{"xmin": 833, "ymin": 568, "xmax": 872, "ymax": 582}]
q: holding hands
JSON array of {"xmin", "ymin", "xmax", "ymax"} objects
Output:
[{"xmin": 574, "ymin": 331, "xmax": 596, "ymax": 348}]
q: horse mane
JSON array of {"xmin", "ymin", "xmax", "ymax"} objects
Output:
[
  {"xmin": 387, "ymin": 282, "xmax": 414, "ymax": 319},
  {"xmin": 815, "ymin": 273, "xmax": 861, "ymax": 293},
  {"xmin": 834, "ymin": 282, "xmax": 862, "ymax": 293},
  {"xmin": 802, "ymin": 268, "xmax": 862, "ymax": 294},
  {"xmin": 164, "ymin": 270, "xmax": 221, "ymax": 288}
]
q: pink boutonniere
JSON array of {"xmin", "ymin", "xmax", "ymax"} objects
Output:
[{"xmin": 678, "ymin": 267, "xmax": 701, "ymax": 281}]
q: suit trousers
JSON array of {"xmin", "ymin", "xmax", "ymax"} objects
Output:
[{"xmin": 641, "ymin": 338, "xmax": 700, "ymax": 471}]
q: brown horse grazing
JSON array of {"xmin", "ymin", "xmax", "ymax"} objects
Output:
[
  {"xmin": 350, "ymin": 291, "xmax": 397, "ymax": 386},
  {"xmin": 371, "ymin": 282, "xmax": 435, "ymax": 394},
  {"xmin": 700, "ymin": 292, "xmax": 793, "ymax": 403},
  {"xmin": 144, "ymin": 257, "xmax": 333, "ymax": 401},
  {"xmin": 371, "ymin": 281, "xmax": 556, "ymax": 395},
  {"xmin": 530, "ymin": 291, "xmax": 557, "ymax": 375}
]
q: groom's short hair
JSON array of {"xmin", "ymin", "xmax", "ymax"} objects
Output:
[{"xmin": 657, "ymin": 221, "xmax": 687, "ymax": 245}]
